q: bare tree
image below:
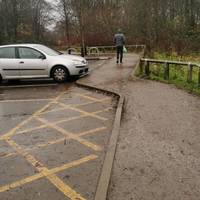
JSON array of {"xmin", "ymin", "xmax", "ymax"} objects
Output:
[{"xmin": 1, "ymin": 0, "xmax": 200, "ymax": 53}]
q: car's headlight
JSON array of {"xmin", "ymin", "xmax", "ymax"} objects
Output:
[
  {"xmin": 72, "ymin": 60, "xmax": 80, "ymax": 65},
  {"xmin": 73, "ymin": 59, "xmax": 87, "ymax": 65},
  {"xmin": 81, "ymin": 60, "xmax": 87, "ymax": 64}
]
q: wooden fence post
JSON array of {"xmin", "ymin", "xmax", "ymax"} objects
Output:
[
  {"xmin": 187, "ymin": 63, "xmax": 193, "ymax": 83},
  {"xmin": 139, "ymin": 60, "xmax": 143, "ymax": 74},
  {"xmin": 145, "ymin": 60, "xmax": 150, "ymax": 76},
  {"xmin": 198, "ymin": 66, "xmax": 200, "ymax": 87},
  {"xmin": 164, "ymin": 62, "xmax": 169, "ymax": 80}
]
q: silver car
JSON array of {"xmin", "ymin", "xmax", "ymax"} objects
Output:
[{"xmin": 0, "ymin": 44, "xmax": 89, "ymax": 83}]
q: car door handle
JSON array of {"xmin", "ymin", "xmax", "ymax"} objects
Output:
[{"xmin": 19, "ymin": 61, "xmax": 24, "ymax": 64}]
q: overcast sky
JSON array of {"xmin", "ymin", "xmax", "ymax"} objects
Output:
[{"xmin": 45, "ymin": 0, "xmax": 61, "ymax": 30}]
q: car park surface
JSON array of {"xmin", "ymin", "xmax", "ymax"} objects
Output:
[
  {"xmin": 0, "ymin": 53, "xmax": 142, "ymax": 200},
  {"xmin": 0, "ymin": 66, "xmax": 117, "ymax": 200}
]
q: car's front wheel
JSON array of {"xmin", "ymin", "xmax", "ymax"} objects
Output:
[{"xmin": 52, "ymin": 66, "xmax": 69, "ymax": 83}]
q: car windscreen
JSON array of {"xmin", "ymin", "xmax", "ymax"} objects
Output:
[{"xmin": 34, "ymin": 45, "xmax": 62, "ymax": 56}]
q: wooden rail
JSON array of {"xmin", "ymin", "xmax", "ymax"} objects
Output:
[{"xmin": 140, "ymin": 58, "xmax": 200, "ymax": 86}]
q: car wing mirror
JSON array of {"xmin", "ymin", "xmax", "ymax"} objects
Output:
[{"xmin": 39, "ymin": 55, "xmax": 46, "ymax": 60}]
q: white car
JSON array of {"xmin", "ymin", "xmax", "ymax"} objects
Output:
[{"xmin": 0, "ymin": 44, "xmax": 89, "ymax": 83}]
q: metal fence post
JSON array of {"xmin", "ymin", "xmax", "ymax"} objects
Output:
[
  {"xmin": 164, "ymin": 62, "xmax": 169, "ymax": 80},
  {"xmin": 187, "ymin": 63, "xmax": 193, "ymax": 83}
]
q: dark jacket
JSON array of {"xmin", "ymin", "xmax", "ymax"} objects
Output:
[{"xmin": 114, "ymin": 33, "xmax": 125, "ymax": 47}]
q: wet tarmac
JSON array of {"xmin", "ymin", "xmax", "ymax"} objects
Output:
[{"xmin": 0, "ymin": 67, "xmax": 117, "ymax": 200}]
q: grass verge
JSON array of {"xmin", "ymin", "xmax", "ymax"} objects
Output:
[{"xmin": 136, "ymin": 52, "xmax": 200, "ymax": 96}]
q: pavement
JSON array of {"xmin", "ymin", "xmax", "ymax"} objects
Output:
[{"xmin": 79, "ymin": 53, "xmax": 200, "ymax": 200}]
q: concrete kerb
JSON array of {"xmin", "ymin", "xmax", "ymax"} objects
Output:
[{"xmin": 76, "ymin": 80, "xmax": 125, "ymax": 200}]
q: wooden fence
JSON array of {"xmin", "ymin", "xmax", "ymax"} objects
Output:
[{"xmin": 140, "ymin": 58, "xmax": 200, "ymax": 86}]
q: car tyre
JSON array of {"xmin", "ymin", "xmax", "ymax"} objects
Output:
[{"xmin": 52, "ymin": 66, "xmax": 69, "ymax": 83}]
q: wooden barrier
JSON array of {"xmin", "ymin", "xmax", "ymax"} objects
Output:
[{"xmin": 140, "ymin": 58, "xmax": 200, "ymax": 86}]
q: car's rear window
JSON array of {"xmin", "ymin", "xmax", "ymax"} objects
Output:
[{"xmin": 0, "ymin": 47, "xmax": 15, "ymax": 59}]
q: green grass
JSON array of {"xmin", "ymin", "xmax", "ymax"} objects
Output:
[
  {"xmin": 137, "ymin": 52, "xmax": 200, "ymax": 95},
  {"xmin": 153, "ymin": 52, "xmax": 200, "ymax": 63}
]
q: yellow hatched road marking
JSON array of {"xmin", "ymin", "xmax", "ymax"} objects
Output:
[
  {"xmin": 0, "ymin": 90, "xmax": 67, "ymax": 140},
  {"xmin": 69, "ymin": 106, "xmax": 108, "ymax": 121},
  {"xmin": 0, "ymin": 173, "xmax": 43, "ymax": 193},
  {"xmin": 93, "ymin": 107, "xmax": 113, "ymax": 114},
  {"xmin": 0, "ymin": 115, "xmax": 39, "ymax": 141},
  {"xmin": 58, "ymin": 102, "xmax": 108, "ymax": 121},
  {"xmin": 46, "ymin": 173, "xmax": 86, "ymax": 200},
  {"xmin": 6, "ymin": 139, "xmax": 45, "ymax": 171},
  {"xmin": 0, "ymin": 94, "xmax": 111, "ymax": 141},
  {"xmin": 10, "ymin": 107, "xmax": 111, "ymax": 139},
  {"xmin": 76, "ymin": 93, "xmax": 110, "ymax": 103},
  {"xmin": 51, "ymin": 114, "xmax": 87, "ymax": 125},
  {"xmin": 34, "ymin": 126, "xmax": 107, "ymax": 150},
  {"xmin": 74, "ymin": 92, "xmax": 92, "ymax": 96},
  {"xmin": 0, "ymin": 152, "xmax": 15, "ymax": 159},
  {"xmin": 46, "ymin": 155, "xmax": 98, "ymax": 175},
  {"xmin": 78, "ymin": 126, "xmax": 107, "ymax": 136},
  {"xmin": 38, "ymin": 104, "xmax": 71, "ymax": 115},
  {"xmin": 0, "ymin": 154, "xmax": 97, "ymax": 193},
  {"xmin": 14, "ymin": 124, "xmax": 48, "ymax": 136},
  {"xmin": 1, "ymin": 127, "xmax": 107, "ymax": 159},
  {"xmin": 5, "ymin": 138, "xmax": 93, "ymax": 199},
  {"xmin": 0, "ymin": 89, "xmax": 112, "ymax": 199},
  {"xmin": 35, "ymin": 116, "xmax": 102, "ymax": 151},
  {"xmin": 13, "ymin": 115, "xmax": 87, "ymax": 137},
  {"xmin": 38, "ymin": 97, "xmax": 109, "ymax": 116}
]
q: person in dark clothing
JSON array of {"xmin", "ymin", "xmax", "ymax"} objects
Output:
[{"xmin": 114, "ymin": 29, "xmax": 125, "ymax": 64}]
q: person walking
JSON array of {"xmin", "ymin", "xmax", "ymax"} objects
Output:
[{"xmin": 114, "ymin": 29, "xmax": 125, "ymax": 64}]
